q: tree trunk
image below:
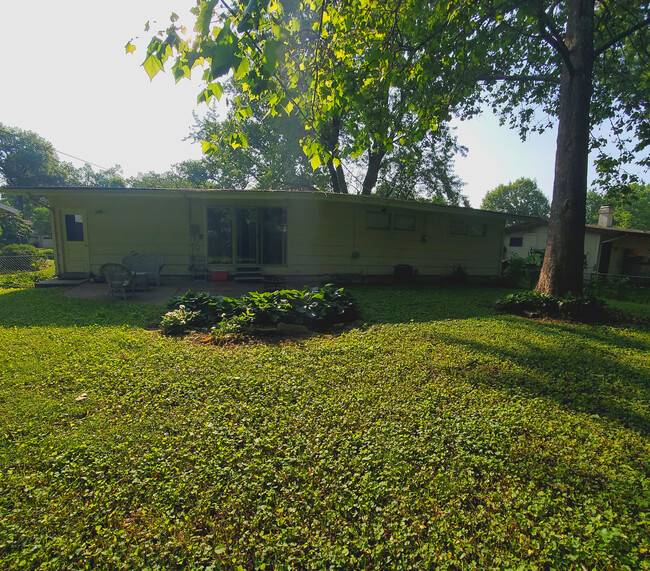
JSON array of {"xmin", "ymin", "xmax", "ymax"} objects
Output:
[
  {"xmin": 536, "ymin": 0, "xmax": 595, "ymax": 297},
  {"xmin": 361, "ymin": 147, "xmax": 386, "ymax": 196},
  {"xmin": 323, "ymin": 112, "xmax": 348, "ymax": 193},
  {"xmin": 326, "ymin": 159, "xmax": 348, "ymax": 193}
]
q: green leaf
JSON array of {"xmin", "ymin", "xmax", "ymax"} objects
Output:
[
  {"xmin": 262, "ymin": 40, "xmax": 280, "ymax": 75},
  {"xmin": 309, "ymin": 153, "xmax": 322, "ymax": 170},
  {"xmin": 194, "ymin": 0, "xmax": 218, "ymax": 37},
  {"xmin": 143, "ymin": 54, "xmax": 164, "ymax": 80}
]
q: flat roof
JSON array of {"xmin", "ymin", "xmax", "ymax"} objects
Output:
[
  {"xmin": 1, "ymin": 186, "xmax": 529, "ymax": 221},
  {"xmin": 505, "ymin": 219, "xmax": 650, "ymax": 236}
]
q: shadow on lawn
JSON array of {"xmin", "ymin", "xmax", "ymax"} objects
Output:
[
  {"xmin": 0, "ymin": 287, "xmax": 164, "ymax": 328},
  {"xmin": 349, "ymin": 284, "xmax": 512, "ymax": 323},
  {"xmin": 437, "ymin": 318, "xmax": 650, "ymax": 435}
]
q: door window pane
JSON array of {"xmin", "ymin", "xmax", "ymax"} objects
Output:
[{"xmin": 65, "ymin": 214, "xmax": 84, "ymax": 241}]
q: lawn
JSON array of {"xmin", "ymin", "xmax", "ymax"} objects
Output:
[{"xmin": 1, "ymin": 285, "xmax": 649, "ymax": 569}]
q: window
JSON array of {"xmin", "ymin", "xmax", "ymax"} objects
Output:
[
  {"xmin": 509, "ymin": 236, "xmax": 524, "ymax": 247},
  {"xmin": 394, "ymin": 214, "xmax": 416, "ymax": 231},
  {"xmin": 468, "ymin": 222, "xmax": 487, "ymax": 237},
  {"xmin": 450, "ymin": 220, "xmax": 467, "ymax": 235},
  {"xmin": 65, "ymin": 214, "xmax": 84, "ymax": 241},
  {"xmin": 207, "ymin": 207, "xmax": 286, "ymax": 265},
  {"xmin": 366, "ymin": 211, "xmax": 391, "ymax": 230},
  {"xmin": 451, "ymin": 219, "xmax": 487, "ymax": 237}
]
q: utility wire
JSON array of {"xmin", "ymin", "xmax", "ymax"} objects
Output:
[{"xmin": 0, "ymin": 125, "xmax": 110, "ymax": 171}]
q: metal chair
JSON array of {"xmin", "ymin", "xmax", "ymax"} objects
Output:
[
  {"xmin": 99, "ymin": 263, "xmax": 135, "ymax": 300},
  {"xmin": 189, "ymin": 255, "xmax": 209, "ymax": 281}
]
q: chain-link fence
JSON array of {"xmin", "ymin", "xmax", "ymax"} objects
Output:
[{"xmin": 0, "ymin": 254, "xmax": 55, "ymax": 274}]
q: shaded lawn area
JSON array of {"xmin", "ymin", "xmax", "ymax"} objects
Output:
[{"xmin": 1, "ymin": 286, "xmax": 649, "ymax": 569}]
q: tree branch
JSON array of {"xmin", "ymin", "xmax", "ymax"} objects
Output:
[
  {"xmin": 537, "ymin": 4, "xmax": 574, "ymax": 74},
  {"xmin": 595, "ymin": 17, "xmax": 650, "ymax": 57},
  {"xmin": 477, "ymin": 73, "xmax": 561, "ymax": 85}
]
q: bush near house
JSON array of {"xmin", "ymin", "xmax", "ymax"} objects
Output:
[
  {"xmin": 0, "ymin": 244, "xmax": 54, "ymax": 287},
  {"xmin": 163, "ymin": 285, "xmax": 359, "ymax": 336}
]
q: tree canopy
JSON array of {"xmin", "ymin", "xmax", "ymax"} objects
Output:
[
  {"xmin": 481, "ymin": 178, "xmax": 550, "ymax": 219},
  {"xmin": 136, "ymin": 0, "xmax": 649, "ymax": 295},
  {"xmin": 586, "ymin": 183, "xmax": 650, "ymax": 230},
  {"xmin": 0, "ymin": 124, "xmax": 67, "ymax": 188}
]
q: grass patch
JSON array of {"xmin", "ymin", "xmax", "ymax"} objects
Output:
[
  {"xmin": 1, "ymin": 286, "xmax": 649, "ymax": 569},
  {"xmin": 0, "ymin": 265, "xmax": 55, "ymax": 289}
]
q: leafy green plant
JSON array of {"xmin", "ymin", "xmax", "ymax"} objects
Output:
[
  {"xmin": 0, "ymin": 266, "xmax": 55, "ymax": 288},
  {"xmin": 160, "ymin": 304, "xmax": 201, "ymax": 336},
  {"xmin": 495, "ymin": 290, "xmax": 609, "ymax": 323},
  {"xmin": 501, "ymin": 253, "xmax": 540, "ymax": 288},
  {"xmin": 165, "ymin": 285, "xmax": 358, "ymax": 336},
  {"xmin": 0, "ymin": 244, "xmax": 52, "ymax": 272},
  {"xmin": 585, "ymin": 276, "xmax": 650, "ymax": 304}
]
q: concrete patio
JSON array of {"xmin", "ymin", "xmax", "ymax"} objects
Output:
[{"xmin": 59, "ymin": 277, "xmax": 323, "ymax": 304}]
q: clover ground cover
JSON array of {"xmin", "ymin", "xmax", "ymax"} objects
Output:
[{"xmin": 1, "ymin": 286, "xmax": 649, "ymax": 569}]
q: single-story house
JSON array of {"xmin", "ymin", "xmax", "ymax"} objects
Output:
[
  {"xmin": 504, "ymin": 205, "xmax": 650, "ymax": 279},
  {"xmin": 2, "ymin": 187, "xmax": 513, "ymax": 282}
]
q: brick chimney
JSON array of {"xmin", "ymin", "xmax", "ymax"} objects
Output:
[{"xmin": 598, "ymin": 205, "xmax": 614, "ymax": 227}]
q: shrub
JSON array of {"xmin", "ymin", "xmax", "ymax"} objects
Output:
[
  {"xmin": 1, "ymin": 243, "xmax": 41, "ymax": 256},
  {"xmin": 585, "ymin": 275, "xmax": 650, "ymax": 304},
  {"xmin": 500, "ymin": 254, "xmax": 539, "ymax": 287},
  {"xmin": 0, "ymin": 244, "xmax": 53, "ymax": 272},
  {"xmin": 163, "ymin": 285, "xmax": 358, "ymax": 337},
  {"xmin": 494, "ymin": 291, "xmax": 609, "ymax": 323},
  {"xmin": 160, "ymin": 305, "xmax": 202, "ymax": 336}
]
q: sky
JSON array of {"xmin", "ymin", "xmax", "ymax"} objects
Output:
[{"xmin": 0, "ymin": 0, "xmax": 583, "ymax": 208}]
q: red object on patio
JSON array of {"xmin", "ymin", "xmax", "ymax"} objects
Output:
[{"xmin": 210, "ymin": 271, "xmax": 229, "ymax": 282}]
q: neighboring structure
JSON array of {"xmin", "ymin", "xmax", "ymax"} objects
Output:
[
  {"xmin": 505, "ymin": 205, "xmax": 650, "ymax": 279},
  {"xmin": 0, "ymin": 202, "xmax": 19, "ymax": 216},
  {"xmin": 2, "ymin": 187, "xmax": 512, "ymax": 281}
]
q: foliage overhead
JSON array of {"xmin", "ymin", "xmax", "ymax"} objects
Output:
[
  {"xmin": 481, "ymin": 177, "xmax": 551, "ymax": 219},
  {"xmin": 136, "ymin": 0, "xmax": 648, "ymax": 296},
  {"xmin": 135, "ymin": 0, "xmax": 648, "ymax": 193}
]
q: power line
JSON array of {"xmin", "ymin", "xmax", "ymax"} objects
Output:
[
  {"xmin": 0, "ymin": 125, "xmax": 110, "ymax": 171},
  {"xmin": 55, "ymin": 150, "xmax": 109, "ymax": 171}
]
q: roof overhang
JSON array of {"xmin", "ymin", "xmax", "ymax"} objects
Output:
[
  {"xmin": 1, "ymin": 186, "xmax": 518, "ymax": 221},
  {"xmin": 0, "ymin": 202, "xmax": 19, "ymax": 215},
  {"xmin": 505, "ymin": 219, "xmax": 650, "ymax": 237}
]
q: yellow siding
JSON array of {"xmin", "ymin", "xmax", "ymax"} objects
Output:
[{"xmin": 49, "ymin": 192, "xmax": 506, "ymax": 278}]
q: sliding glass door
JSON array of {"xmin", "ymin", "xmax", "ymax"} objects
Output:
[{"xmin": 207, "ymin": 207, "xmax": 286, "ymax": 265}]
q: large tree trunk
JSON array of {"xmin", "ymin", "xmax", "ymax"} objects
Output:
[
  {"xmin": 326, "ymin": 159, "xmax": 349, "ymax": 193},
  {"xmin": 536, "ymin": 0, "xmax": 595, "ymax": 296},
  {"xmin": 361, "ymin": 147, "xmax": 386, "ymax": 196},
  {"xmin": 323, "ymin": 112, "xmax": 348, "ymax": 193}
]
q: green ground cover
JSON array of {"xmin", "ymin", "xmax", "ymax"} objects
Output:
[{"xmin": 1, "ymin": 286, "xmax": 649, "ymax": 569}]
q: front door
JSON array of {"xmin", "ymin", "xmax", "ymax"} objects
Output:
[{"xmin": 59, "ymin": 210, "xmax": 89, "ymax": 275}]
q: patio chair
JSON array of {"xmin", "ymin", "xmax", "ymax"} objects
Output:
[{"xmin": 99, "ymin": 263, "xmax": 135, "ymax": 300}]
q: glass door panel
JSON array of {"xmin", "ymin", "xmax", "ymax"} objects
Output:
[
  {"xmin": 236, "ymin": 208, "xmax": 258, "ymax": 264},
  {"xmin": 207, "ymin": 208, "xmax": 233, "ymax": 264}
]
